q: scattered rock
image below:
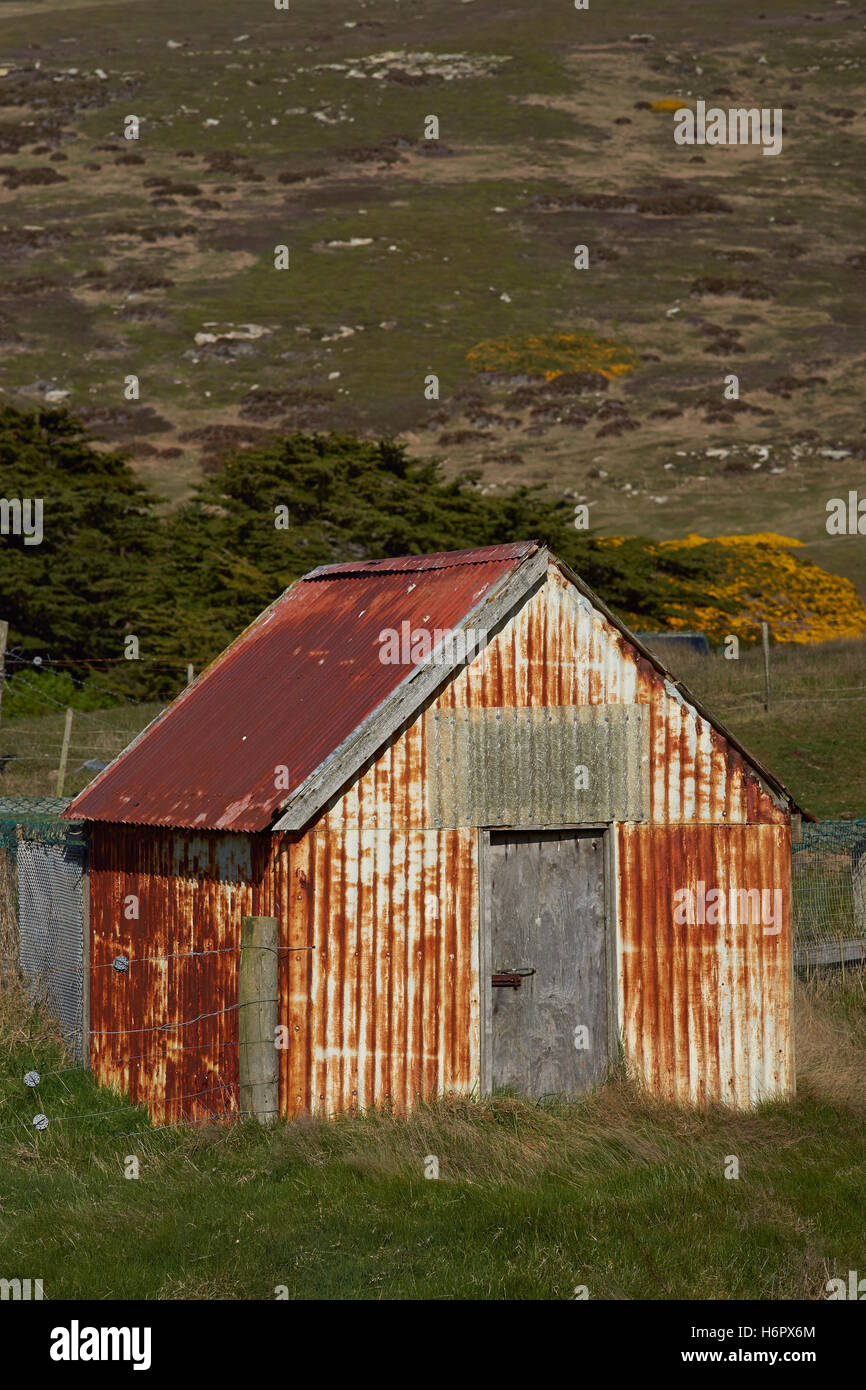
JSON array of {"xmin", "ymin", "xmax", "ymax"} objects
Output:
[
  {"xmin": 309, "ymin": 51, "xmax": 511, "ymax": 83},
  {"xmin": 316, "ymin": 237, "xmax": 373, "ymax": 250},
  {"xmin": 193, "ymin": 323, "xmax": 271, "ymax": 347}
]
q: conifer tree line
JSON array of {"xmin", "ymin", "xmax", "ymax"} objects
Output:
[{"xmin": 0, "ymin": 405, "xmax": 726, "ymax": 711}]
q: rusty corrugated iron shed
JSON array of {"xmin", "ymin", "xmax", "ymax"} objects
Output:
[{"xmin": 81, "ymin": 548, "xmax": 800, "ymax": 1119}]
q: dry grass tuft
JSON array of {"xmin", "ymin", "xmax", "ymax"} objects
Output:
[
  {"xmin": 0, "ymin": 971, "xmax": 65, "ymax": 1056},
  {"xmin": 793, "ymin": 967, "xmax": 866, "ymax": 1111}
]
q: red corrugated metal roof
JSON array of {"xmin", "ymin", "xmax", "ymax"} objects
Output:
[
  {"xmin": 65, "ymin": 542, "xmax": 539, "ymax": 831},
  {"xmin": 308, "ymin": 542, "xmax": 533, "ymax": 577}
]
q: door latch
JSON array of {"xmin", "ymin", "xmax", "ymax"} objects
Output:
[{"xmin": 492, "ymin": 968, "xmax": 536, "ymax": 989}]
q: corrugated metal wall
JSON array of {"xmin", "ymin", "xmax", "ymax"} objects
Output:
[
  {"xmin": 260, "ymin": 828, "xmax": 479, "ymax": 1116},
  {"xmin": 88, "ymin": 824, "xmax": 258, "ymax": 1124},
  {"xmin": 88, "ymin": 823, "xmax": 479, "ymax": 1121},
  {"xmin": 319, "ymin": 566, "xmax": 787, "ymax": 831},
  {"xmin": 617, "ymin": 822, "xmax": 793, "ymax": 1106}
]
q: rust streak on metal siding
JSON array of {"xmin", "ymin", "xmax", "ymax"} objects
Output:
[
  {"xmin": 617, "ymin": 822, "xmax": 793, "ymax": 1105},
  {"xmin": 265, "ymin": 828, "xmax": 477, "ymax": 1117},
  {"xmin": 321, "ymin": 565, "xmax": 785, "ymax": 833},
  {"xmin": 87, "ymin": 824, "xmax": 257, "ymax": 1125}
]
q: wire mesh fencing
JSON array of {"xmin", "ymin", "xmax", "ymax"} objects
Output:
[
  {"xmin": 792, "ymin": 820, "xmax": 866, "ymax": 967},
  {"xmin": 0, "ymin": 801, "xmax": 87, "ymax": 1063}
]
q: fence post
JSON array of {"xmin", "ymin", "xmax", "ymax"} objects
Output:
[
  {"xmin": 761, "ymin": 622, "xmax": 771, "ymax": 712},
  {"xmin": 238, "ymin": 915, "xmax": 279, "ymax": 1123},
  {"xmin": 56, "ymin": 707, "xmax": 73, "ymax": 797}
]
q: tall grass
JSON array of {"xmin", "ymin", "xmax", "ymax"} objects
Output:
[{"xmin": 0, "ymin": 969, "xmax": 863, "ymax": 1299}]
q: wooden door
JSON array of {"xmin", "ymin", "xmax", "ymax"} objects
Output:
[{"xmin": 484, "ymin": 830, "xmax": 608, "ymax": 1098}]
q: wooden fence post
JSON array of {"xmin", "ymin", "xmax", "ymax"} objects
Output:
[
  {"xmin": 238, "ymin": 915, "xmax": 279, "ymax": 1123},
  {"xmin": 761, "ymin": 622, "xmax": 771, "ymax": 713},
  {"xmin": 56, "ymin": 706, "xmax": 73, "ymax": 797}
]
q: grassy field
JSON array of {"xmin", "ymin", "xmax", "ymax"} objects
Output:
[
  {"xmin": 0, "ymin": 968, "xmax": 863, "ymax": 1300},
  {"xmin": 0, "ymin": 0, "xmax": 863, "ymax": 589}
]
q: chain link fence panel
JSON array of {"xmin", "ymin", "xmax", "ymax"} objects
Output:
[
  {"xmin": 0, "ymin": 802, "xmax": 87, "ymax": 1062},
  {"xmin": 792, "ymin": 820, "xmax": 866, "ymax": 967}
]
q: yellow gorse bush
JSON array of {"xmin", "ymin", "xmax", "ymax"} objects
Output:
[
  {"xmin": 467, "ymin": 332, "xmax": 638, "ymax": 381},
  {"xmin": 651, "ymin": 534, "xmax": 866, "ymax": 644}
]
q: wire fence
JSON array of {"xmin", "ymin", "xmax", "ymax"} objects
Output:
[
  {"xmin": 0, "ymin": 652, "xmax": 190, "ymax": 801},
  {"xmin": 0, "ymin": 807, "xmax": 86, "ymax": 1063},
  {"xmin": 792, "ymin": 820, "xmax": 866, "ymax": 965}
]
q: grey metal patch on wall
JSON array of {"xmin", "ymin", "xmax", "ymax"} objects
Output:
[{"xmin": 426, "ymin": 705, "xmax": 649, "ymax": 828}]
